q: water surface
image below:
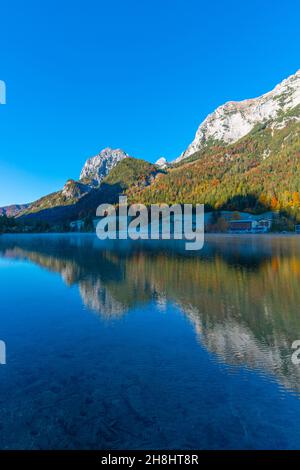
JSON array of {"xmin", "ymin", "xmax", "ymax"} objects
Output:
[{"xmin": 0, "ymin": 234, "xmax": 300, "ymax": 449}]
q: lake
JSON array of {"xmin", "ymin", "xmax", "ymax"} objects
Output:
[{"xmin": 0, "ymin": 233, "xmax": 300, "ymax": 449}]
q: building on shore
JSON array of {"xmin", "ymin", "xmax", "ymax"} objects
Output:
[{"xmin": 229, "ymin": 218, "xmax": 271, "ymax": 234}]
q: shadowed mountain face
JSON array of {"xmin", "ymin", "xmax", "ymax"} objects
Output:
[{"xmin": 1, "ymin": 234, "xmax": 300, "ymax": 395}]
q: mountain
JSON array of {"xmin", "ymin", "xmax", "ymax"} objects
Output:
[
  {"xmin": 2, "ymin": 70, "xmax": 300, "ymax": 227},
  {"xmin": 0, "ymin": 203, "xmax": 30, "ymax": 217},
  {"xmin": 124, "ymin": 70, "xmax": 300, "ymax": 220},
  {"xmin": 79, "ymin": 147, "xmax": 129, "ymax": 186},
  {"xmin": 129, "ymin": 107, "xmax": 300, "ymax": 218},
  {"xmin": 16, "ymin": 156, "xmax": 159, "ymax": 224},
  {"xmin": 155, "ymin": 157, "xmax": 168, "ymax": 169},
  {"xmin": 19, "ymin": 179, "xmax": 92, "ymax": 218},
  {"xmin": 9, "ymin": 148, "xmax": 131, "ymax": 222},
  {"xmin": 6, "ymin": 148, "xmax": 153, "ymax": 223},
  {"xmin": 176, "ymin": 70, "xmax": 300, "ymax": 162}
]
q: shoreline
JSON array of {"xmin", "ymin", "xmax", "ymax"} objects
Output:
[{"xmin": 1, "ymin": 231, "xmax": 300, "ymax": 238}]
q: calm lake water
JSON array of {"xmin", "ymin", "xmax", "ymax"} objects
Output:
[{"xmin": 0, "ymin": 233, "xmax": 300, "ymax": 449}]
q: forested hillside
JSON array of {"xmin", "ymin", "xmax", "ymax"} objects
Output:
[{"xmin": 127, "ymin": 111, "xmax": 300, "ymax": 220}]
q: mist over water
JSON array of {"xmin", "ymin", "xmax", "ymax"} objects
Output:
[{"xmin": 0, "ymin": 234, "xmax": 300, "ymax": 449}]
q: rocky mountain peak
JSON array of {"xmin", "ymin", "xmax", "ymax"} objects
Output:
[
  {"xmin": 155, "ymin": 157, "xmax": 167, "ymax": 168},
  {"xmin": 176, "ymin": 69, "xmax": 300, "ymax": 162},
  {"xmin": 79, "ymin": 147, "xmax": 129, "ymax": 186}
]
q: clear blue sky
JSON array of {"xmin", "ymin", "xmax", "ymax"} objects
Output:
[{"xmin": 0, "ymin": 0, "xmax": 299, "ymax": 206}]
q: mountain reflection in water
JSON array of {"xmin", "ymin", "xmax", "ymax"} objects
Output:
[{"xmin": 1, "ymin": 233, "xmax": 300, "ymax": 397}]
